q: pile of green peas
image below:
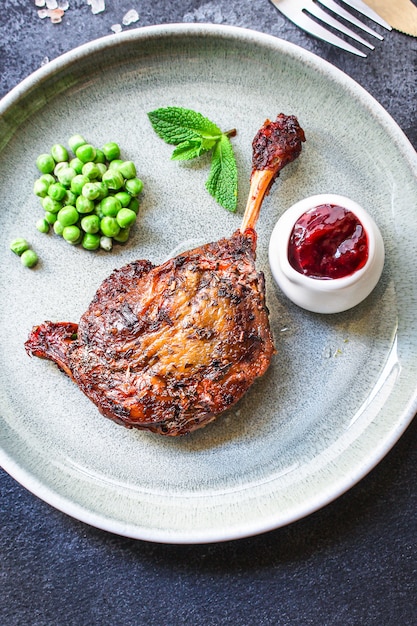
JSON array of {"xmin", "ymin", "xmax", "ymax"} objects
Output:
[{"xmin": 33, "ymin": 135, "xmax": 143, "ymax": 251}]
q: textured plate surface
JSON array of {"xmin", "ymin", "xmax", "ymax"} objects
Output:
[{"xmin": 0, "ymin": 24, "xmax": 416, "ymax": 543}]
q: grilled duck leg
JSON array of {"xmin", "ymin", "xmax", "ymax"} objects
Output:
[{"xmin": 25, "ymin": 114, "xmax": 305, "ymax": 436}]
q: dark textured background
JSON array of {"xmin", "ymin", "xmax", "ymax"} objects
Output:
[{"xmin": 1, "ymin": 1, "xmax": 416, "ymax": 624}]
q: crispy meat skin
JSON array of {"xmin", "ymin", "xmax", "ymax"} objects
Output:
[
  {"xmin": 25, "ymin": 114, "xmax": 305, "ymax": 436},
  {"xmin": 25, "ymin": 229, "xmax": 275, "ymax": 436},
  {"xmin": 251, "ymin": 114, "xmax": 306, "ymax": 190}
]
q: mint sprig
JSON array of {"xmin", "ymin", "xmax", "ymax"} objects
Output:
[{"xmin": 147, "ymin": 107, "xmax": 238, "ymax": 212}]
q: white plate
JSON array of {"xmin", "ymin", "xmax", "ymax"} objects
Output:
[{"xmin": 1, "ymin": 24, "xmax": 416, "ymax": 544}]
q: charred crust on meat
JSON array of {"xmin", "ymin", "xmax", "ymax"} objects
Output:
[
  {"xmin": 252, "ymin": 114, "xmax": 305, "ymax": 173},
  {"xmin": 173, "ymin": 256, "xmax": 186, "ymax": 267}
]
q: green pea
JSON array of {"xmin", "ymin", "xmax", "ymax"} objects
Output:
[
  {"xmin": 100, "ymin": 196, "xmax": 121, "ymax": 217},
  {"xmin": 33, "ymin": 178, "xmax": 50, "ymax": 198},
  {"xmin": 53, "ymin": 221, "xmax": 64, "ymax": 236},
  {"xmin": 108, "ymin": 159, "xmax": 124, "ymax": 170},
  {"xmin": 82, "ymin": 232, "xmax": 100, "ymax": 250},
  {"xmin": 115, "ymin": 191, "xmax": 132, "ymax": 207},
  {"xmin": 68, "ymin": 134, "xmax": 87, "ymax": 153},
  {"xmin": 82, "ymin": 182, "xmax": 101, "ymax": 201},
  {"xmin": 116, "ymin": 208, "xmax": 136, "ymax": 229},
  {"xmin": 69, "ymin": 157, "xmax": 84, "ymax": 174},
  {"xmin": 81, "ymin": 214, "xmax": 100, "ymax": 234},
  {"xmin": 113, "ymin": 227, "xmax": 130, "ymax": 243},
  {"xmin": 128, "ymin": 197, "xmax": 140, "ymax": 214},
  {"xmin": 76, "ymin": 143, "xmax": 96, "ymax": 163},
  {"xmin": 100, "ymin": 216, "xmax": 120, "ymax": 238},
  {"xmin": 70, "ymin": 174, "xmax": 89, "ymax": 195},
  {"xmin": 42, "ymin": 196, "xmax": 62, "ymax": 214},
  {"xmin": 40, "ymin": 173, "xmax": 55, "ymax": 187},
  {"xmin": 21, "ymin": 249, "xmax": 38, "ymax": 268},
  {"xmin": 47, "ymin": 182, "xmax": 67, "ymax": 201},
  {"xmin": 64, "ymin": 189, "xmax": 77, "ymax": 206},
  {"xmin": 118, "ymin": 161, "xmax": 137, "ymax": 179},
  {"xmin": 100, "ymin": 236, "xmax": 113, "ymax": 251},
  {"xmin": 57, "ymin": 166, "xmax": 77, "ymax": 187},
  {"xmin": 57, "ymin": 205, "xmax": 79, "ymax": 227},
  {"xmin": 54, "ymin": 161, "xmax": 69, "ymax": 177},
  {"xmin": 95, "ymin": 163, "xmax": 107, "ymax": 179},
  {"xmin": 44, "ymin": 211, "xmax": 57, "ymax": 225},
  {"xmin": 63, "ymin": 225, "xmax": 81, "ymax": 243},
  {"xmin": 51, "ymin": 143, "xmax": 69, "ymax": 163},
  {"xmin": 124, "ymin": 177, "xmax": 143, "ymax": 196},
  {"xmin": 36, "ymin": 153, "xmax": 55, "ymax": 174},
  {"xmin": 94, "ymin": 148, "xmax": 106, "ymax": 164},
  {"xmin": 102, "ymin": 142, "xmax": 120, "ymax": 161},
  {"xmin": 82, "ymin": 162, "xmax": 101, "ymax": 180},
  {"xmin": 94, "ymin": 203, "xmax": 104, "ymax": 220},
  {"xmin": 10, "ymin": 238, "xmax": 30, "ymax": 255},
  {"xmin": 94, "ymin": 181, "xmax": 109, "ymax": 200},
  {"xmin": 102, "ymin": 169, "xmax": 124, "ymax": 190},
  {"xmin": 36, "ymin": 218, "xmax": 50, "ymax": 233},
  {"xmin": 76, "ymin": 195, "xmax": 94, "ymax": 214}
]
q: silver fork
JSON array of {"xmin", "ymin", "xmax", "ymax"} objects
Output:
[{"xmin": 270, "ymin": 0, "xmax": 392, "ymax": 57}]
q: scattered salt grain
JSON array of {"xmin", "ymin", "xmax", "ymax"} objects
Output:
[
  {"xmin": 87, "ymin": 0, "xmax": 106, "ymax": 14},
  {"xmin": 322, "ymin": 346, "xmax": 332, "ymax": 359},
  {"xmin": 36, "ymin": 0, "xmax": 68, "ymax": 23},
  {"xmin": 122, "ymin": 9, "xmax": 139, "ymax": 25},
  {"xmin": 110, "ymin": 8, "xmax": 140, "ymax": 32},
  {"xmin": 49, "ymin": 8, "xmax": 65, "ymax": 23}
]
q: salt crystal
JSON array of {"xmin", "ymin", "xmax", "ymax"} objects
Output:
[
  {"xmin": 111, "ymin": 23, "xmax": 122, "ymax": 34},
  {"xmin": 36, "ymin": 0, "xmax": 68, "ymax": 22},
  {"xmin": 122, "ymin": 9, "xmax": 139, "ymax": 26},
  {"xmin": 87, "ymin": 0, "xmax": 106, "ymax": 15},
  {"xmin": 49, "ymin": 8, "xmax": 65, "ymax": 23},
  {"xmin": 322, "ymin": 347, "xmax": 332, "ymax": 359}
]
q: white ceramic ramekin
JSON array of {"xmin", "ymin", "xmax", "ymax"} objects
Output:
[{"xmin": 268, "ymin": 194, "xmax": 385, "ymax": 314}]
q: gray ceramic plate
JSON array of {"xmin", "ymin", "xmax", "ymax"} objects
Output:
[{"xmin": 1, "ymin": 24, "xmax": 416, "ymax": 544}]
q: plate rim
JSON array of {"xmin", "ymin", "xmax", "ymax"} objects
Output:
[{"xmin": 1, "ymin": 23, "xmax": 417, "ymax": 544}]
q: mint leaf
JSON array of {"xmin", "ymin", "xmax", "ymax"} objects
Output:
[
  {"xmin": 171, "ymin": 139, "xmax": 205, "ymax": 161},
  {"xmin": 205, "ymin": 134, "xmax": 237, "ymax": 213},
  {"xmin": 171, "ymin": 137, "xmax": 217, "ymax": 161},
  {"xmin": 147, "ymin": 107, "xmax": 222, "ymax": 146},
  {"xmin": 148, "ymin": 106, "xmax": 238, "ymax": 212}
]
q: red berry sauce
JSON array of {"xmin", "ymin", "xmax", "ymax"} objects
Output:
[{"xmin": 288, "ymin": 204, "xmax": 369, "ymax": 279}]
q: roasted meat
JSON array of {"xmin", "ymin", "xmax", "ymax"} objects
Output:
[{"xmin": 25, "ymin": 114, "xmax": 305, "ymax": 436}]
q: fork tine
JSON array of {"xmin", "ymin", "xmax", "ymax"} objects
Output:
[
  {"xmin": 280, "ymin": 8, "xmax": 367, "ymax": 56},
  {"xmin": 305, "ymin": 2, "xmax": 375, "ymax": 49},
  {"xmin": 318, "ymin": 0, "xmax": 384, "ymax": 40},
  {"xmin": 339, "ymin": 0, "xmax": 392, "ymax": 30}
]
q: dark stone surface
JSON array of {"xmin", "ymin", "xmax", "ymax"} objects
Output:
[{"xmin": 1, "ymin": 1, "xmax": 416, "ymax": 624}]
